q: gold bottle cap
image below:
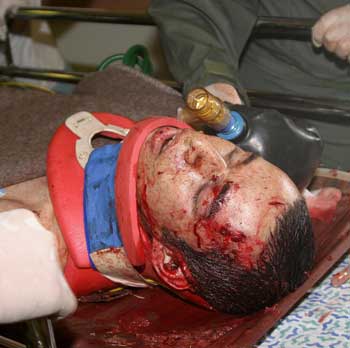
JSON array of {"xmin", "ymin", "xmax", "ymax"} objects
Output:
[{"xmin": 186, "ymin": 88, "xmax": 229, "ymax": 128}]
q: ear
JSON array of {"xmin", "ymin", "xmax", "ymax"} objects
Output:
[{"xmin": 151, "ymin": 238, "xmax": 191, "ymax": 290}]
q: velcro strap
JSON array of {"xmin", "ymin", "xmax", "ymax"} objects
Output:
[
  {"xmin": 84, "ymin": 143, "xmax": 123, "ymax": 262},
  {"xmin": 84, "ymin": 143, "xmax": 146, "ymax": 287}
]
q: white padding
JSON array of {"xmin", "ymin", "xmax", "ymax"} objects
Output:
[{"xmin": 0, "ymin": 209, "xmax": 77, "ymax": 323}]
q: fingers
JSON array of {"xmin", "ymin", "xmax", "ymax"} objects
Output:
[
  {"xmin": 204, "ymin": 82, "xmax": 243, "ymax": 105},
  {"xmin": 316, "ymin": 22, "xmax": 350, "ymax": 56},
  {"xmin": 335, "ymin": 35, "xmax": 350, "ymax": 60},
  {"xmin": 312, "ymin": 4, "xmax": 350, "ymax": 61},
  {"xmin": 312, "ymin": 8, "xmax": 340, "ymax": 47}
]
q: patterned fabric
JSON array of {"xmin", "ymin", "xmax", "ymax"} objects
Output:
[{"xmin": 259, "ymin": 255, "xmax": 350, "ymax": 348}]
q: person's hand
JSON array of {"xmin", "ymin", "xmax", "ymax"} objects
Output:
[
  {"xmin": 204, "ymin": 82, "xmax": 243, "ymax": 105},
  {"xmin": 312, "ymin": 4, "xmax": 350, "ymax": 61}
]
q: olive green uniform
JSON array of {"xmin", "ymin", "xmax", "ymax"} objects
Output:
[{"xmin": 149, "ymin": 0, "xmax": 350, "ymax": 170}]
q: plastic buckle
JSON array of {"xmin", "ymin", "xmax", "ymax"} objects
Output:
[{"xmin": 65, "ymin": 111, "xmax": 129, "ymax": 168}]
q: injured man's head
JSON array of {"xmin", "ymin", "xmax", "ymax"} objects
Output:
[
  {"xmin": 0, "ymin": 118, "xmax": 316, "ymax": 323},
  {"xmin": 137, "ymin": 127, "xmax": 314, "ymax": 315}
]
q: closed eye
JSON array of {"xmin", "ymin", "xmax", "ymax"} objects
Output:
[
  {"xmin": 193, "ymin": 182, "xmax": 231, "ymax": 217},
  {"xmin": 225, "ymin": 148, "xmax": 239, "ymax": 163},
  {"xmin": 193, "ymin": 183, "xmax": 210, "ymax": 213},
  {"xmin": 236, "ymin": 152, "xmax": 258, "ymax": 167},
  {"xmin": 207, "ymin": 182, "xmax": 231, "ymax": 218}
]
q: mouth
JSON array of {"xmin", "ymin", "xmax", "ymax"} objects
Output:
[{"xmin": 150, "ymin": 127, "xmax": 180, "ymax": 156}]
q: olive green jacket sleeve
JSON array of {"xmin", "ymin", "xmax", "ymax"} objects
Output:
[{"xmin": 149, "ymin": 0, "xmax": 260, "ymax": 102}]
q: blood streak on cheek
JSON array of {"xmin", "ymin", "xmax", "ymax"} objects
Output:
[
  {"xmin": 194, "ymin": 219, "xmax": 217, "ymax": 249},
  {"xmin": 194, "ymin": 216, "xmax": 264, "ymax": 269},
  {"xmin": 218, "ymin": 226, "xmax": 264, "ymax": 270},
  {"xmin": 194, "ymin": 219, "xmax": 238, "ymax": 251},
  {"xmin": 212, "ymin": 185, "xmax": 221, "ymax": 197},
  {"xmin": 219, "ymin": 227, "xmax": 246, "ymax": 247}
]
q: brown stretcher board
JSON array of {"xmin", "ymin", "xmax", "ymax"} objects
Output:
[{"xmin": 53, "ymin": 168, "xmax": 350, "ymax": 348}]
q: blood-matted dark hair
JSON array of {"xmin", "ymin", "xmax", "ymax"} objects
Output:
[{"xmin": 163, "ymin": 198, "xmax": 314, "ymax": 315}]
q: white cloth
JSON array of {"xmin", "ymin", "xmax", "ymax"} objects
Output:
[
  {"xmin": 0, "ymin": 209, "xmax": 77, "ymax": 323},
  {"xmin": 0, "ymin": 1, "xmax": 66, "ymax": 89},
  {"xmin": 0, "ymin": 0, "xmax": 40, "ymax": 41}
]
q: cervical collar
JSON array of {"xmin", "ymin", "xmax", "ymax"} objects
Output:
[{"xmin": 47, "ymin": 112, "xmax": 190, "ymax": 295}]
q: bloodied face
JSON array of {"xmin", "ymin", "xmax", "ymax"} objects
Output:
[{"xmin": 137, "ymin": 127, "xmax": 300, "ymax": 268}]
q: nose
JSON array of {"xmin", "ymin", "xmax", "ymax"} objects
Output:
[{"xmin": 183, "ymin": 135, "xmax": 227, "ymax": 175}]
